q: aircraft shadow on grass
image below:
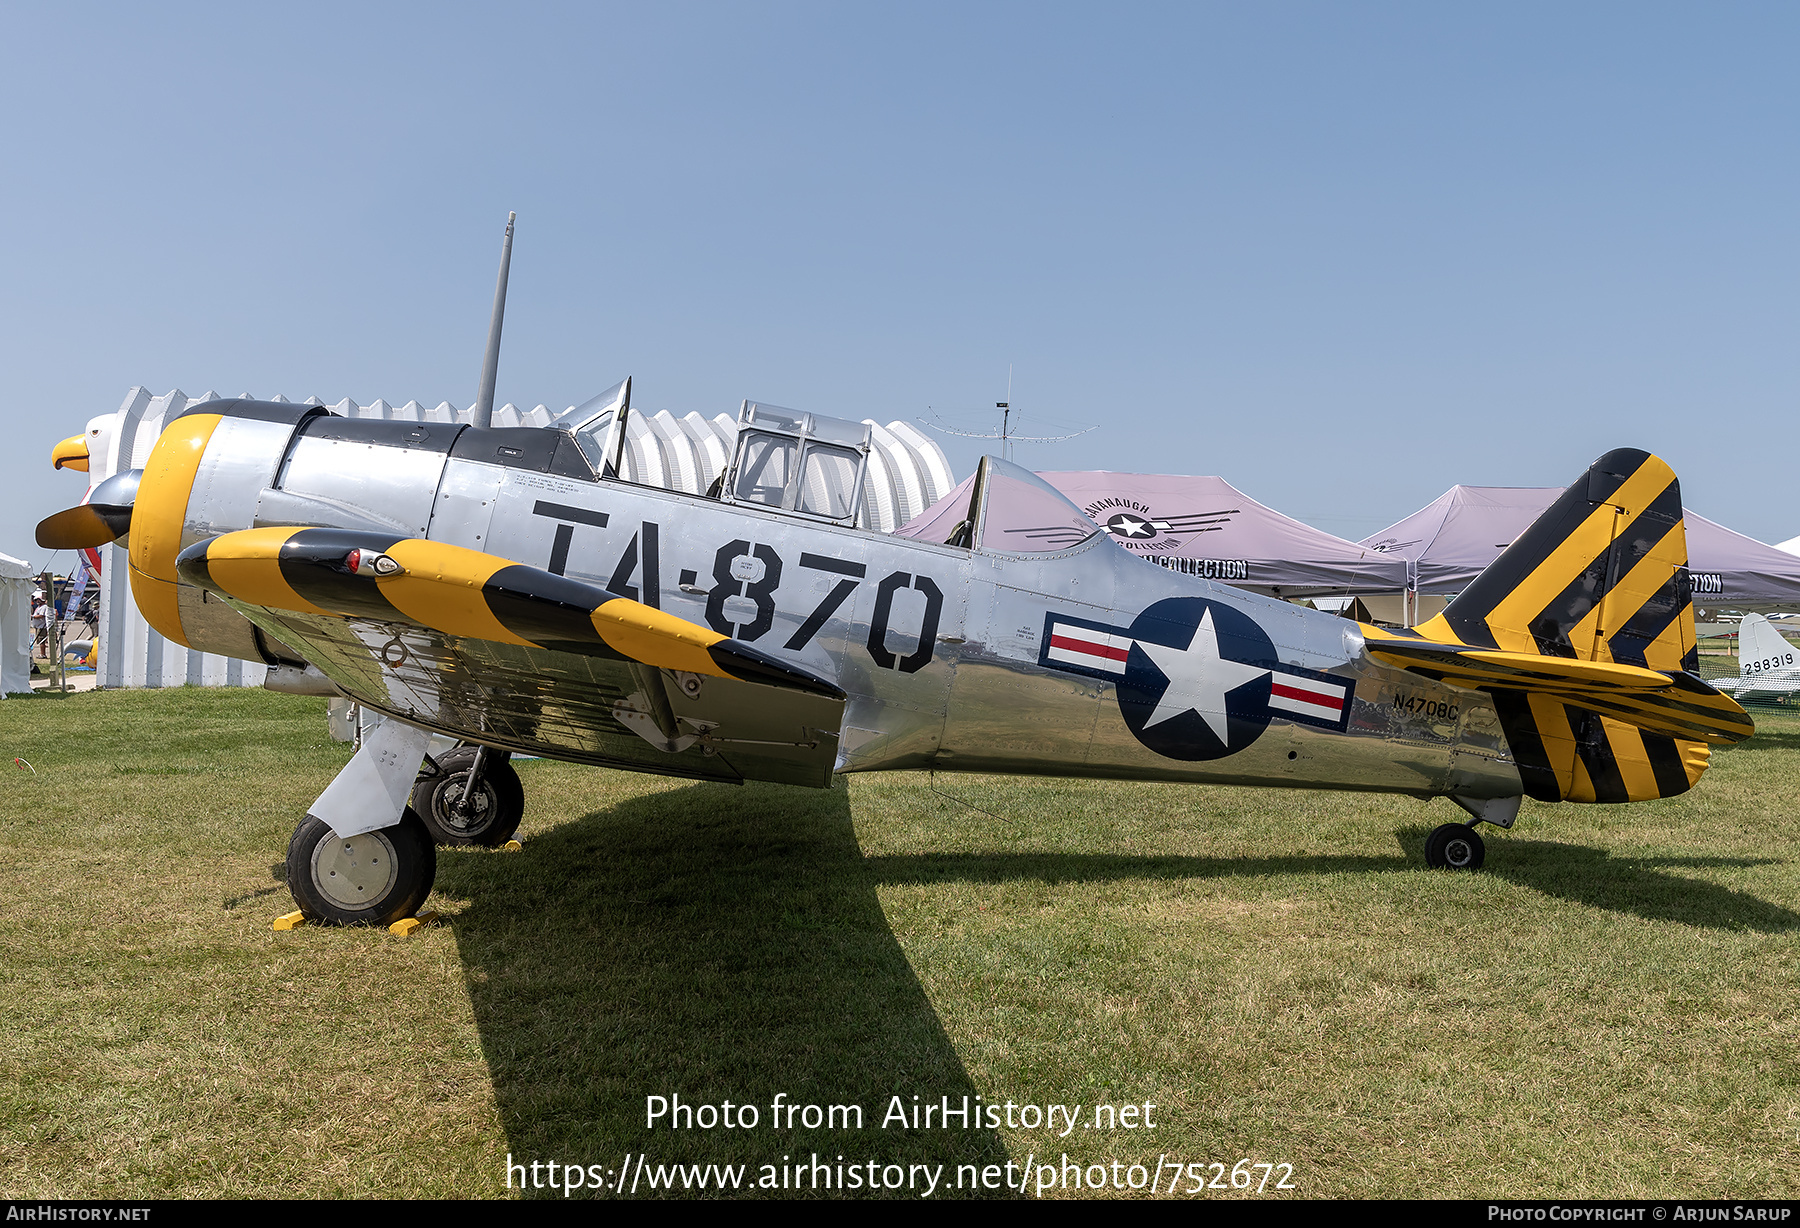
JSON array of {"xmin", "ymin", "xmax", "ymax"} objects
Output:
[
  {"xmin": 431, "ymin": 784, "xmax": 1795, "ymax": 1194},
  {"xmin": 866, "ymin": 837, "xmax": 1800, "ymax": 935},
  {"xmin": 434, "ymin": 781, "xmax": 1012, "ymax": 1197},
  {"xmin": 1449, "ymin": 837, "xmax": 1800, "ymax": 933}
]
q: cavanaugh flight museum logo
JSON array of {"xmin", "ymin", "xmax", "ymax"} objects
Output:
[
  {"xmin": 1038, "ymin": 596, "xmax": 1354, "ymax": 761},
  {"xmin": 1082, "ymin": 495, "xmax": 1251, "ymax": 580}
]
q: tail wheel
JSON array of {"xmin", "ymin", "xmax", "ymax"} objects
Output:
[
  {"xmin": 1424, "ymin": 822, "xmax": 1486, "ymax": 870},
  {"xmin": 286, "ymin": 808, "xmax": 436, "ymax": 926},
  {"xmin": 411, "ymin": 747, "xmax": 525, "ymax": 847}
]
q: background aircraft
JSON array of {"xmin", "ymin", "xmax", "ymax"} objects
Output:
[{"xmin": 1712, "ymin": 612, "xmax": 1800, "ymax": 700}]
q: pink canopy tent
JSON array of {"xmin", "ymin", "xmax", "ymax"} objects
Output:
[
  {"xmin": 1362, "ymin": 486, "xmax": 1800, "ymax": 611},
  {"xmin": 896, "ymin": 468, "xmax": 1407, "ymax": 599}
]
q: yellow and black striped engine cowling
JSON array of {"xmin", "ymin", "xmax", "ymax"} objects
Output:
[{"xmin": 127, "ymin": 400, "xmax": 335, "ymax": 661}]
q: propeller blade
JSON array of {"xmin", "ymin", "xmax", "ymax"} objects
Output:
[
  {"xmin": 36, "ymin": 504, "xmax": 128, "ymax": 549},
  {"xmin": 35, "ymin": 468, "xmax": 142, "ymax": 550}
]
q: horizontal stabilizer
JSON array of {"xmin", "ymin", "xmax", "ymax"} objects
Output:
[
  {"xmin": 1367, "ymin": 637, "xmax": 1670, "ymax": 692},
  {"xmin": 1365, "ymin": 631, "xmax": 1753, "ymax": 745}
]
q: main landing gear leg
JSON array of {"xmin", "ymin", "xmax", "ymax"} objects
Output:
[
  {"xmin": 411, "ymin": 744, "xmax": 524, "ymax": 847},
  {"xmin": 287, "ymin": 719, "xmax": 438, "ymax": 926},
  {"xmin": 1425, "ymin": 795, "xmax": 1522, "ymax": 871}
]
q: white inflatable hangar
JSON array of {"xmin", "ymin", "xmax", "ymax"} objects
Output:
[{"xmin": 73, "ymin": 386, "xmax": 957, "ymax": 691}]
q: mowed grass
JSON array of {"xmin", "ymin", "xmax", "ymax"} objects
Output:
[{"xmin": 0, "ymin": 687, "xmax": 1795, "ymax": 1199}]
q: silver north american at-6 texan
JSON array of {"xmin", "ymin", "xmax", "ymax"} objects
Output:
[{"xmin": 38, "ymin": 232, "xmax": 1754, "ymax": 927}]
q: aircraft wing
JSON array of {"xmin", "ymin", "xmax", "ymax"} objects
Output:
[
  {"xmin": 1363, "ymin": 631, "xmax": 1753, "ymax": 745},
  {"xmin": 176, "ymin": 527, "xmax": 847, "ymax": 788}
]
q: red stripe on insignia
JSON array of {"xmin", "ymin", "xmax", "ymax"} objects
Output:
[
  {"xmin": 1049, "ymin": 633, "xmax": 1129, "ymax": 662},
  {"xmin": 1271, "ymin": 681, "xmax": 1343, "ymax": 711}
]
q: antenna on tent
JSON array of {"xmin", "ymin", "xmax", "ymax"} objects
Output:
[
  {"xmin": 471, "ymin": 211, "xmax": 516, "ymax": 430},
  {"xmin": 923, "ymin": 364, "xmax": 1092, "ymax": 460}
]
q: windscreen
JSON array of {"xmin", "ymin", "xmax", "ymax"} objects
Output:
[
  {"xmin": 978, "ymin": 459, "xmax": 1099, "ymax": 553},
  {"xmin": 552, "ymin": 378, "xmax": 630, "ymax": 476},
  {"xmin": 894, "ymin": 473, "xmax": 978, "ymax": 545},
  {"xmin": 572, "ymin": 410, "xmax": 618, "ymax": 473}
]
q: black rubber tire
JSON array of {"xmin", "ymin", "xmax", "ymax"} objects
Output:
[
  {"xmin": 1424, "ymin": 822, "xmax": 1486, "ymax": 870},
  {"xmin": 286, "ymin": 807, "xmax": 437, "ymax": 926},
  {"xmin": 411, "ymin": 747, "xmax": 524, "ymax": 847}
]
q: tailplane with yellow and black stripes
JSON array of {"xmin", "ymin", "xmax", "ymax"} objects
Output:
[{"xmin": 1365, "ymin": 448, "xmax": 1752, "ymax": 804}]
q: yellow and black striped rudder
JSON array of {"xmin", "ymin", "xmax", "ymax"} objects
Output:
[{"xmin": 1414, "ymin": 447, "xmax": 1722, "ymax": 804}]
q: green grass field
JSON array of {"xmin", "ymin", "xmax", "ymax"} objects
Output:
[{"xmin": 1, "ymin": 687, "xmax": 1795, "ymax": 1199}]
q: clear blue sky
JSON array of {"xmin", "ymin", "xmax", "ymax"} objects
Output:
[{"xmin": 4, "ymin": 3, "xmax": 1796, "ymax": 571}]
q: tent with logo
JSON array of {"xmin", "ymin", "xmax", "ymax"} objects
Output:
[
  {"xmin": 897, "ymin": 469, "xmax": 1407, "ymax": 599},
  {"xmin": 0, "ymin": 551, "xmax": 33, "ymax": 696},
  {"xmin": 1033, "ymin": 472, "xmax": 1408, "ymax": 599},
  {"xmin": 1361, "ymin": 486, "xmax": 1800, "ymax": 612}
]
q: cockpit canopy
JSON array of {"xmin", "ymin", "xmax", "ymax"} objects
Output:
[
  {"xmin": 721, "ymin": 401, "xmax": 873, "ymax": 525},
  {"xmin": 894, "ymin": 456, "xmax": 1099, "ymax": 554},
  {"xmin": 541, "ymin": 384, "xmax": 893, "ymax": 528},
  {"xmin": 548, "ymin": 377, "xmax": 631, "ymax": 478}
]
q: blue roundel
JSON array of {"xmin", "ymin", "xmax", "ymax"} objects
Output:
[{"xmin": 1116, "ymin": 597, "xmax": 1277, "ymax": 761}]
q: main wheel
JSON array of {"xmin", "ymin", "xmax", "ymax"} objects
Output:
[
  {"xmin": 1424, "ymin": 822, "xmax": 1486, "ymax": 870},
  {"xmin": 410, "ymin": 747, "xmax": 524, "ymax": 847},
  {"xmin": 286, "ymin": 808, "xmax": 437, "ymax": 926}
]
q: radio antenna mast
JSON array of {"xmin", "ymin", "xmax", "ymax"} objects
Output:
[
  {"xmin": 1000, "ymin": 365, "xmax": 1012, "ymax": 461},
  {"xmin": 471, "ymin": 211, "xmax": 516, "ymax": 429},
  {"xmin": 923, "ymin": 364, "xmax": 1092, "ymax": 460}
]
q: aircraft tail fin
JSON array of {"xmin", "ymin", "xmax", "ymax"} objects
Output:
[
  {"xmin": 1416, "ymin": 448, "xmax": 1696, "ymax": 669},
  {"xmin": 1386, "ymin": 448, "xmax": 1750, "ymax": 803},
  {"xmin": 1735, "ymin": 612, "xmax": 1796, "ymax": 678}
]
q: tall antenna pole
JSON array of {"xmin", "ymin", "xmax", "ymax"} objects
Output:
[
  {"xmin": 923, "ymin": 363, "xmax": 1094, "ymax": 456},
  {"xmin": 997, "ymin": 364, "xmax": 1014, "ymax": 461},
  {"xmin": 471, "ymin": 211, "xmax": 516, "ymax": 429}
]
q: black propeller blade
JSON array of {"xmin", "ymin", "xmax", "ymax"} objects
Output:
[{"xmin": 36, "ymin": 469, "xmax": 140, "ymax": 549}]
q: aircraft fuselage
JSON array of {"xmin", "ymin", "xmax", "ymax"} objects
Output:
[{"xmin": 209, "ymin": 412, "xmax": 1522, "ymax": 804}]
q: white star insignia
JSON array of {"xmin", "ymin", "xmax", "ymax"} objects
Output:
[{"xmin": 1134, "ymin": 608, "xmax": 1271, "ymax": 743}]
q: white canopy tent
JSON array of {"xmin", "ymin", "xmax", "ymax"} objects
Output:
[{"xmin": 0, "ymin": 551, "xmax": 32, "ymax": 696}]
